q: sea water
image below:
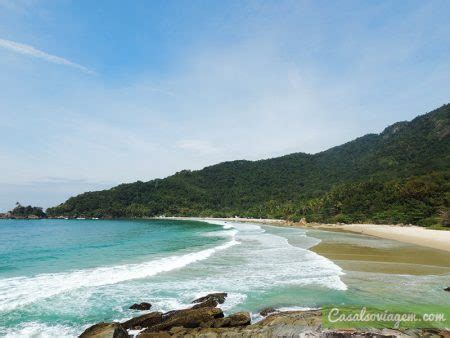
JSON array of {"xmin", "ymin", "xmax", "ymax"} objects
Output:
[{"xmin": 0, "ymin": 219, "xmax": 448, "ymax": 337}]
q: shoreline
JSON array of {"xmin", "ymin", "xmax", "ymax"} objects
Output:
[{"xmin": 161, "ymin": 217, "xmax": 450, "ymax": 253}]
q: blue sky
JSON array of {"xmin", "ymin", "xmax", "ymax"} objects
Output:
[{"xmin": 0, "ymin": 0, "xmax": 449, "ymax": 211}]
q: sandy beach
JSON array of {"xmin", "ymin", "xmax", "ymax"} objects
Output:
[{"xmin": 163, "ymin": 217, "xmax": 450, "ymax": 252}]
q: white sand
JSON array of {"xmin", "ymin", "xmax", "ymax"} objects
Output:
[{"xmin": 337, "ymin": 223, "xmax": 450, "ymax": 252}]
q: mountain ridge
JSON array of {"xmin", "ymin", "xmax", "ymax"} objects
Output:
[{"xmin": 47, "ymin": 104, "xmax": 450, "ymax": 226}]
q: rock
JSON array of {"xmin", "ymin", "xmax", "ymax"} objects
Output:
[
  {"xmin": 143, "ymin": 307, "xmax": 223, "ymax": 332},
  {"xmin": 129, "ymin": 302, "xmax": 152, "ymax": 310},
  {"xmin": 138, "ymin": 332, "xmax": 171, "ymax": 338},
  {"xmin": 192, "ymin": 293, "xmax": 227, "ymax": 304},
  {"xmin": 79, "ymin": 322, "xmax": 128, "ymax": 338},
  {"xmin": 213, "ymin": 312, "xmax": 251, "ymax": 328},
  {"xmin": 121, "ymin": 311, "xmax": 163, "ymax": 330},
  {"xmin": 299, "ymin": 218, "xmax": 307, "ymax": 225},
  {"xmin": 191, "ymin": 297, "xmax": 218, "ymax": 309},
  {"xmin": 444, "ymin": 287, "xmax": 450, "ymax": 291},
  {"xmin": 169, "ymin": 326, "xmax": 186, "ymax": 334},
  {"xmin": 259, "ymin": 307, "xmax": 278, "ymax": 316}
]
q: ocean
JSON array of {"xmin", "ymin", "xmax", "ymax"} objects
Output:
[{"xmin": 0, "ymin": 219, "xmax": 448, "ymax": 337}]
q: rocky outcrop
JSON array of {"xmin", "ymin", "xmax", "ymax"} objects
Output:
[
  {"xmin": 137, "ymin": 309, "xmax": 450, "ymax": 338},
  {"xmin": 212, "ymin": 312, "xmax": 251, "ymax": 328},
  {"xmin": 190, "ymin": 297, "xmax": 219, "ymax": 309},
  {"xmin": 129, "ymin": 302, "xmax": 152, "ymax": 310},
  {"xmin": 192, "ymin": 292, "xmax": 227, "ymax": 305},
  {"xmin": 144, "ymin": 307, "xmax": 223, "ymax": 333},
  {"xmin": 444, "ymin": 287, "xmax": 450, "ymax": 292},
  {"xmin": 80, "ymin": 294, "xmax": 450, "ymax": 338},
  {"xmin": 259, "ymin": 307, "xmax": 278, "ymax": 317},
  {"xmin": 121, "ymin": 312, "xmax": 163, "ymax": 330},
  {"xmin": 79, "ymin": 322, "xmax": 128, "ymax": 338}
]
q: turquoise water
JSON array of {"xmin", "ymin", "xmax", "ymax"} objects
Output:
[{"xmin": 0, "ymin": 219, "xmax": 448, "ymax": 337}]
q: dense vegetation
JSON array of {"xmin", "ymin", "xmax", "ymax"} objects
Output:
[
  {"xmin": 48, "ymin": 104, "xmax": 450, "ymax": 226},
  {"xmin": 10, "ymin": 202, "xmax": 46, "ymax": 218}
]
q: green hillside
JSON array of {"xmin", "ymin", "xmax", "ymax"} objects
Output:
[{"xmin": 47, "ymin": 104, "xmax": 450, "ymax": 226}]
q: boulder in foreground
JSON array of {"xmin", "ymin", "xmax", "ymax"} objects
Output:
[
  {"xmin": 79, "ymin": 322, "xmax": 128, "ymax": 338},
  {"xmin": 213, "ymin": 312, "xmax": 251, "ymax": 328},
  {"xmin": 121, "ymin": 311, "xmax": 163, "ymax": 330},
  {"xmin": 144, "ymin": 307, "xmax": 223, "ymax": 332}
]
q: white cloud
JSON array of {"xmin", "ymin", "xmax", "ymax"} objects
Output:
[
  {"xmin": 0, "ymin": 38, "xmax": 94, "ymax": 74},
  {"xmin": 176, "ymin": 140, "xmax": 220, "ymax": 155}
]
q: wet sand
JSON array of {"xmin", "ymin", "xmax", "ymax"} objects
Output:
[{"xmin": 309, "ymin": 231, "xmax": 450, "ymax": 275}]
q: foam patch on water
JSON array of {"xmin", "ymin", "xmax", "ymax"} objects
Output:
[
  {"xmin": 0, "ymin": 239, "xmax": 239, "ymax": 312},
  {"xmin": 201, "ymin": 220, "xmax": 347, "ymax": 292},
  {"xmin": 2, "ymin": 322, "xmax": 79, "ymax": 338}
]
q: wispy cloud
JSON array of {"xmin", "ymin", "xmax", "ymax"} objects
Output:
[
  {"xmin": 0, "ymin": 38, "xmax": 95, "ymax": 74},
  {"xmin": 176, "ymin": 140, "xmax": 220, "ymax": 155}
]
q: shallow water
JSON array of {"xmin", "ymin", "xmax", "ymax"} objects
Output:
[{"xmin": 0, "ymin": 219, "xmax": 448, "ymax": 337}]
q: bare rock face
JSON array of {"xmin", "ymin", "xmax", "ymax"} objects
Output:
[
  {"xmin": 191, "ymin": 293, "xmax": 227, "ymax": 305},
  {"xmin": 129, "ymin": 302, "xmax": 152, "ymax": 310},
  {"xmin": 213, "ymin": 312, "xmax": 251, "ymax": 328},
  {"xmin": 143, "ymin": 307, "xmax": 224, "ymax": 333},
  {"xmin": 191, "ymin": 297, "xmax": 219, "ymax": 309},
  {"xmin": 121, "ymin": 311, "xmax": 163, "ymax": 330},
  {"xmin": 79, "ymin": 322, "xmax": 128, "ymax": 338}
]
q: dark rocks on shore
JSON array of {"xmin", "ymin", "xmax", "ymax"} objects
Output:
[
  {"xmin": 121, "ymin": 311, "xmax": 163, "ymax": 330},
  {"xmin": 191, "ymin": 292, "xmax": 227, "ymax": 304},
  {"xmin": 147, "ymin": 307, "xmax": 224, "ymax": 332},
  {"xmin": 212, "ymin": 311, "xmax": 251, "ymax": 328},
  {"xmin": 79, "ymin": 322, "xmax": 128, "ymax": 338},
  {"xmin": 190, "ymin": 297, "xmax": 219, "ymax": 309},
  {"xmin": 259, "ymin": 307, "xmax": 278, "ymax": 317},
  {"xmin": 80, "ymin": 292, "xmax": 450, "ymax": 337},
  {"xmin": 129, "ymin": 302, "xmax": 152, "ymax": 310}
]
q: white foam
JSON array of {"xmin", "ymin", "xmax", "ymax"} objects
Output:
[
  {"xmin": 201, "ymin": 229, "xmax": 238, "ymax": 238},
  {"xmin": 0, "ymin": 239, "xmax": 239, "ymax": 312},
  {"xmin": 182, "ymin": 220, "xmax": 347, "ymax": 292},
  {"xmin": 2, "ymin": 322, "xmax": 79, "ymax": 338}
]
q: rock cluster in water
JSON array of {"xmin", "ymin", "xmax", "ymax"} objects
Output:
[
  {"xmin": 129, "ymin": 302, "xmax": 152, "ymax": 311},
  {"xmin": 80, "ymin": 293, "xmax": 450, "ymax": 338}
]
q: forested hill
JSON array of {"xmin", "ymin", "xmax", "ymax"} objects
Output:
[{"xmin": 47, "ymin": 104, "xmax": 450, "ymax": 226}]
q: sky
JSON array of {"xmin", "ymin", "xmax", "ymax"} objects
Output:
[{"xmin": 0, "ymin": 0, "xmax": 449, "ymax": 211}]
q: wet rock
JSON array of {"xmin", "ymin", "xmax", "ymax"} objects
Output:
[
  {"xmin": 121, "ymin": 311, "xmax": 163, "ymax": 330},
  {"xmin": 259, "ymin": 307, "xmax": 278, "ymax": 316},
  {"xmin": 213, "ymin": 312, "xmax": 251, "ymax": 328},
  {"xmin": 191, "ymin": 297, "xmax": 218, "ymax": 309},
  {"xmin": 192, "ymin": 293, "xmax": 227, "ymax": 304},
  {"xmin": 129, "ymin": 302, "xmax": 152, "ymax": 310},
  {"xmin": 144, "ymin": 307, "xmax": 223, "ymax": 332},
  {"xmin": 444, "ymin": 287, "xmax": 450, "ymax": 291},
  {"xmin": 79, "ymin": 322, "xmax": 128, "ymax": 338}
]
